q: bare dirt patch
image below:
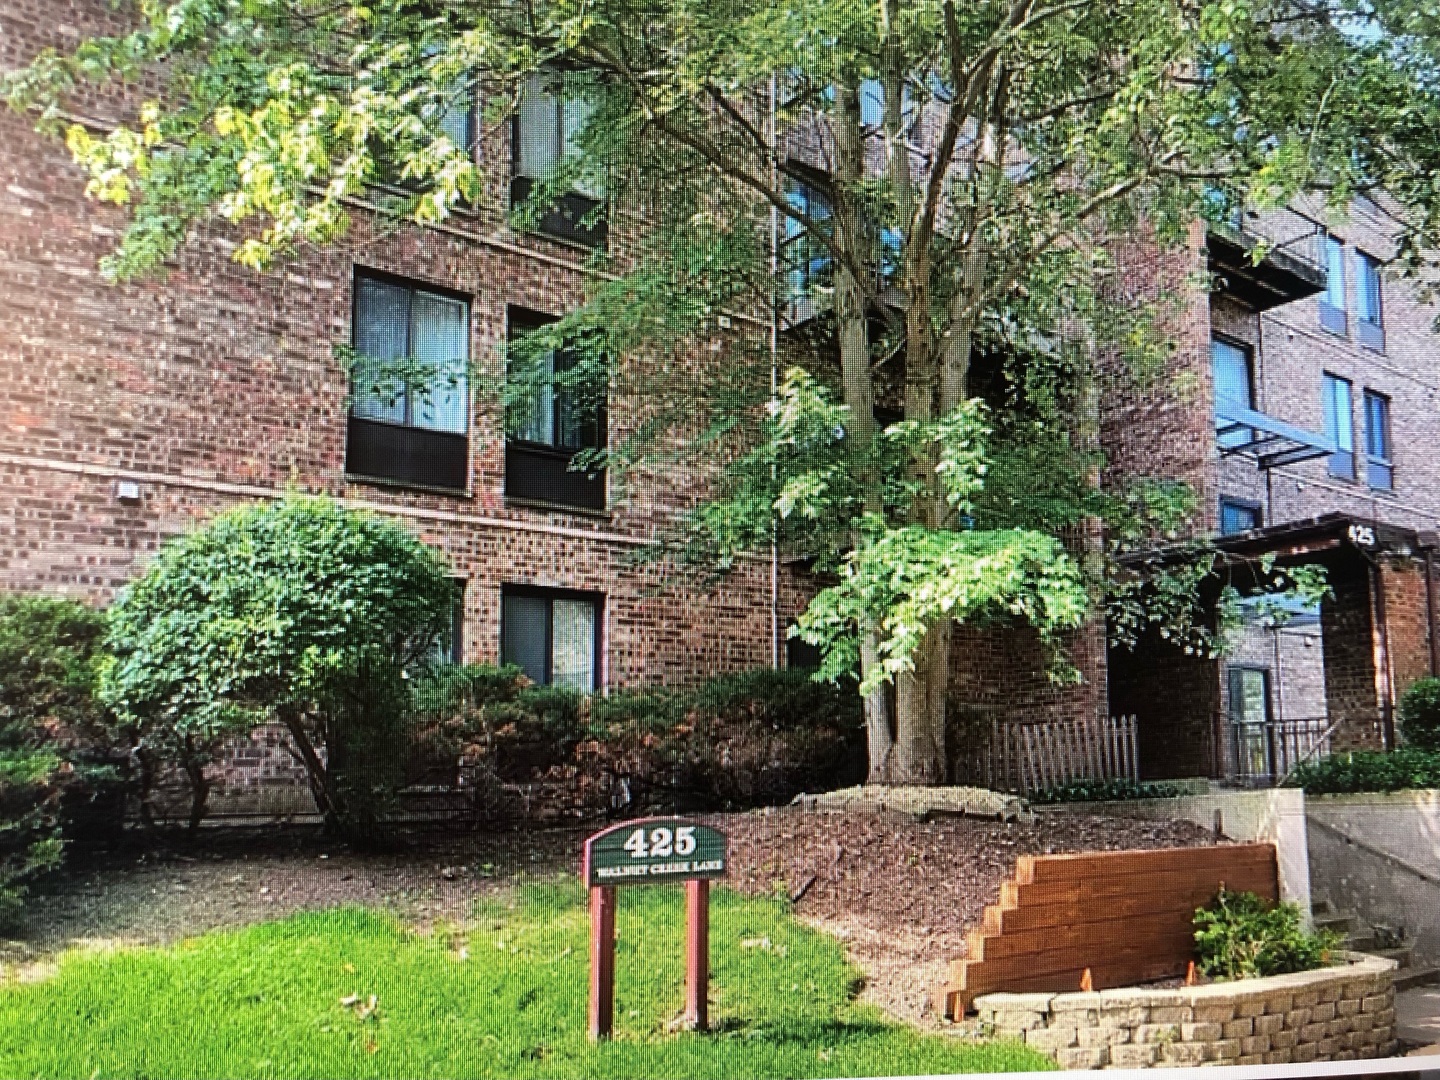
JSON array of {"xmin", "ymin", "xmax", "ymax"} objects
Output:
[{"xmin": 8, "ymin": 808, "xmax": 1219, "ymax": 1024}]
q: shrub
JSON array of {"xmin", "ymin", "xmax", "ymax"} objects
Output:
[
  {"xmin": 1028, "ymin": 777, "xmax": 1186, "ymax": 804},
  {"xmin": 410, "ymin": 665, "xmax": 863, "ymax": 817},
  {"xmin": 1286, "ymin": 748, "xmax": 1440, "ymax": 794},
  {"xmin": 1194, "ymin": 887, "xmax": 1341, "ymax": 980},
  {"xmin": 1399, "ymin": 677, "xmax": 1440, "ymax": 752},
  {"xmin": 101, "ymin": 496, "xmax": 456, "ymax": 842},
  {"xmin": 0, "ymin": 594, "xmax": 127, "ymax": 927}
]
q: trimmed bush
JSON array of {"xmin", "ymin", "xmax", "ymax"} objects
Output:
[
  {"xmin": 1287, "ymin": 747, "xmax": 1440, "ymax": 794},
  {"xmin": 1028, "ymin": 777, "xmax": 1186, "ymax": 804},
  {"xmin": 101, "ymin": 496, "xmax": 456, "ymax": 842},
  {"xmin": 1399, "ymin": 676, "xmax": 1440, "ymax": 752},
  {"xmin": 1194, "ymin": 887, "xmax": 1341, "ymax": 980},
  {"xmin": 0, "ymin": 593, "xmax": 127, "ymax": 927},
  {"xmin": 410, "ymin": 665, "xmax": 864, "ymax": 817}
]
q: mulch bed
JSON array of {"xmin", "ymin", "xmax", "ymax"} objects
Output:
[
  {"xmin": 711, "ymin": 808, "xmax": 1222, "ymax": 1023},
  {"xmin": 10, "ymin": 807, "xmax": 1220, "ymax": 1023}
]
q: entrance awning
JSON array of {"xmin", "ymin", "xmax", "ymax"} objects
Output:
[{"xmin": 1215, "ymin": 402, "xmax": 1337, "ymax": 469}]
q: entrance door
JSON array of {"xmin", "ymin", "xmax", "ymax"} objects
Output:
[{"xmin": 1227, "ymin": 666, "xmax": 1273, "ymax": 782}]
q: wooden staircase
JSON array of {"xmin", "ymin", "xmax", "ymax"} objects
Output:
[{"xmin": 939, "ymin": 844, "xmax": 1278, "ymax": 1020}]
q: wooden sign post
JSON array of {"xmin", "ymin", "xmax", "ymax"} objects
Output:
[{"xmin": 581, "ymin": 818, "xmax": 728, "ymax": 1041}]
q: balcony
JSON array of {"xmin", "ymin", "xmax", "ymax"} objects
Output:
[{"xmin": 1207, "ymin": 219, "xmax": 1327, "ymax": 312}]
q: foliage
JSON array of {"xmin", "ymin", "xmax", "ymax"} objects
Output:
[
  {"xmin": 1027, "ymin": 777, "xmax": 1186, "ymax": 805},
  {"xmin": 1286, "ymin": 748, "xmax": 1440, "ymax": 795},
  {"xmin": 0, "ymin": 594, "xmax": 126, "ymax": 929},
  {"xmin": 411, "ymin": 665, "xmax": 864, "ymax": 814},
  {"xmin": 1399, "ymin": 677, "xmax": 1440, "ymax": 752},
  {"xmin": 0, "ymin": 893, "xmax": 1051, "ymax": 1078},
  {"xmin": 1194, "ymin": 888, "xmax": 1341, "ymax": 981},
  {"xmin": 13, "ymin": 0, "xmax": 1440, "ymax": 782},
  {"xmin": 100, "ymin": 496, "xmax": 456, "ymax": 841}
]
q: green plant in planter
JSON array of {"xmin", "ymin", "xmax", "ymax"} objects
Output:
[
  {"xmin": 1194, "ymin": 888, "xmax": 1341, "ymax": 981},
  {"xmin": 1287, "ymin": 748, "xmax": 1440, "ymax": 794},
  {"xmin": 1028, "ymin": 777, "xmax": 1185, "ymax": 804},
  {"xmin": 1399, "ymin": 677, "xmax": 1440, "ymax": 752}
]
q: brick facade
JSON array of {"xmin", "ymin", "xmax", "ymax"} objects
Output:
[
  {"xmin": 6, "ymin": 0, "xmax": 1440, "ymax": 793},
  {"xmin": 0, "ymin": 0, "xmax": 815, "ymax": 702}
]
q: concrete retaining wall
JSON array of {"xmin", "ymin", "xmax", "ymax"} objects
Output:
[
  {"xmin": 1040, "ymin": 788, "xmax": 1312, "ymax": 920},
  {"xmin": 974, "ymin": 953, "xmax": 1396, "ymax": 1070},
  {"xmin": 1307, "ymin": 790, "xmax": 1440, "ymax": 964}
]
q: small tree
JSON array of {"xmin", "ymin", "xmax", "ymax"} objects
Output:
[
  {"xmin": 100, "ymin": 496, "xmax": 455, "ymax": 842},
  {"xmin": 1399, "ymin": 677, "xmax": 1440, "ymax": 753}
]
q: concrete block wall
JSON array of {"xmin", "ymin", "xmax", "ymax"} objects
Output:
[{"xmin": 975, "ymin": 954, "xmax": 1397, "ymax": 1069}]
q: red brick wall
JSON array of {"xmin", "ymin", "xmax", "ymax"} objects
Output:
[
  {"xmin": 0, "ymin": 0, "xmax": 812, "ymax": 694},
  {"xmin": 1100, "ymin": 221, "xmax": 1219, "ymax": 534},
  {"xmin": 1108, "ymin": 632, "xmax": 1222, "ymax": 780},
  {"xmin": 1380, "ymin": 557, "xmax": 1436, "ymax": 727}
]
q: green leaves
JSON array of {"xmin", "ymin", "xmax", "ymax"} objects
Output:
[
  {"xmin": 1194, "ymin": 888, "xmax": 1340, "ymax": 981},
  {"xmin": 99, "ymin": 496, "xmax": 455, "ymax": 825},
  {"xmin": 797, "ymin": 525, "xmax": 1090, "ymax": 693}
]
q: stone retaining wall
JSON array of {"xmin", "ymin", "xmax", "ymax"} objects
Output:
[{"xmin": 972, "ymin": 953, "xmax": 1396, "ymax": 1070}]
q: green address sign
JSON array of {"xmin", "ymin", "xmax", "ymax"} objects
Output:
[{"xmin": 583, "ymin": 819, "xmax": 727, "ymax": 888}]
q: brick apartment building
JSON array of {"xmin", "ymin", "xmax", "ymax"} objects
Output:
[
  {"xmin": 3, "ymin": 1, "xmax": 1438, "ymax": 797},
  {"xmin": 1109, "ymin": 203, "xmax": 1440, "ymax": 783}
]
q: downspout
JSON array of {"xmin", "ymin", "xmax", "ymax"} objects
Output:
[
  {"xmin": 768, "ymin": 72, "xmax": 781, "ymax": 669},
  {"xmin": 1370, "ymin": 557, "xmax": 1396, "ymax": 750},
  {"xmin": 1425, "ymin": 546, "xmax": 1439, "ymax": 677}
]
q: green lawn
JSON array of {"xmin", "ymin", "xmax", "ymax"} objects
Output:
[{"xmin": 0, "ymin": 884, "xmax": 1051, "ymax": 1079}]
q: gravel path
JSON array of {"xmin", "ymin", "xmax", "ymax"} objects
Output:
[{"xmin": 6, "ymin": 808, "xmax": 1219, "ymax": 1023}]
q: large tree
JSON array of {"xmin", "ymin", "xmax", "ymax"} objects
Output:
[{"xmin": 9, "ymin": 0, "xmax": 1440, "ymax": 783}]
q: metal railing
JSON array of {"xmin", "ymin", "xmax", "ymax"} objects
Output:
[{"xmin": 1226, "ymin": 716, "xmax": 1333, "ymax": 786}]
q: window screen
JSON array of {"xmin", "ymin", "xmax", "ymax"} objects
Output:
[
  {"xmin": 1322, "ymin": 373, "xmax": 1355, "ymax": 480},
  {"xmin": 1320, "ymin": 236, "xmax": 1347, "ymax": 333},
  {"xmin": 1364, "ymin": 390, "xmax": 1393, "ymax": 490},
  {"xmin": 500, "ymin": 588, "xmax": 601, "ymax": 690},
  {"xmin": 1211, "ymin": 338, "xmax": 1253, "ymax": 450},
  {"xmin": 352, "ymin": 274, "xmax": 468, "ymax": 434},
  {"xmin": 1219, "ymin": 499, "xmax": 1261, "ymax": 536}
]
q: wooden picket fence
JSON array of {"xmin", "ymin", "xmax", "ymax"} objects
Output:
[{"xmin": 957, "ymin": 714, "xmax": 1140, "ymax": 796}]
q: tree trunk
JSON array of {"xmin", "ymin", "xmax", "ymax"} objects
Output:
[
  {"xmin": 830, "ymin": 81, "xmax": 899, "ymax": 783},
  {"xmin": 280, "ymin": 711, "xmax": 349, "ymax": 835},
  {"xmin": 179, "ymin": 736, "xmax": 210, "ymax": 834},
  {"xmin": 861, "ymin": 633, "xmax": 896, "ymax": 782},
  {"xmin": 880, "ymin": 620, "xmax": 952, "ymax": 784}
]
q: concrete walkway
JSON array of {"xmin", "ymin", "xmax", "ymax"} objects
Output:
[{"xmin": 1398, "ymin": 984, "xmax": 1440, "ymax": 1054}]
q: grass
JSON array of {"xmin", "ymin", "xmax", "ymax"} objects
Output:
[{"xmin": 0, "ymin": 884, "xmax": 1052, "ymax": 1079}]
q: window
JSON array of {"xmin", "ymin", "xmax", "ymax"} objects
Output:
[
  {"xmin": 505, "ymin": 308, "xmax": 606, "ymax": 510},
  {"xmin": 1356, "ymin": 250, "xmax": 1385, "ymax": 349},
  {"xmin": 1364, "ymin": 390, "xmax": 1393, "ymax": 490},
  {"xmin": 782, "ymin": 172, "xmax": 834, "ymax": 306},
  {"xmin": 428, "ymin": 581, "xmax": 467, "ymax": 666},
  {"xmin": 786, "ymin": 632, "xmax": 823, "ymax": 670},
  {"xmin": 1211, "ymin": 337, "xmax": 1255, "ymax": 450},
  {"xmin": 1320, "ymin": 235, "xmax": 1348, "ymax": 334},
  {"xmin": 1220, "ymin": 498, "xmax": 1262, "ymax": 535},
  {"xmin": 500, "ymin": 587, "xmax": 601, "ymax": 690},
  {"xmin": 1227, "ymin": 665, "xmax": 1273, "ymax": 780},
  {"xmin": 511, "ymin": 74, "xmax": 606, "ymax": 247},
  {"xmin": 1228, "ymin": 666, "xmax": 1271, "ymax": 726},
  {"xmin": 346, "ymin": 271, "xmax": 470, "ymax": 492},
  {"xmin": 1322, "ymin": 373, "xmax": 1356, "ymax": 480}
]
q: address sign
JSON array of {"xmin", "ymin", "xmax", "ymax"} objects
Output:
[{"xmin": 583, "ymin": 819, "xmax": 727, "ymax": 888}]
